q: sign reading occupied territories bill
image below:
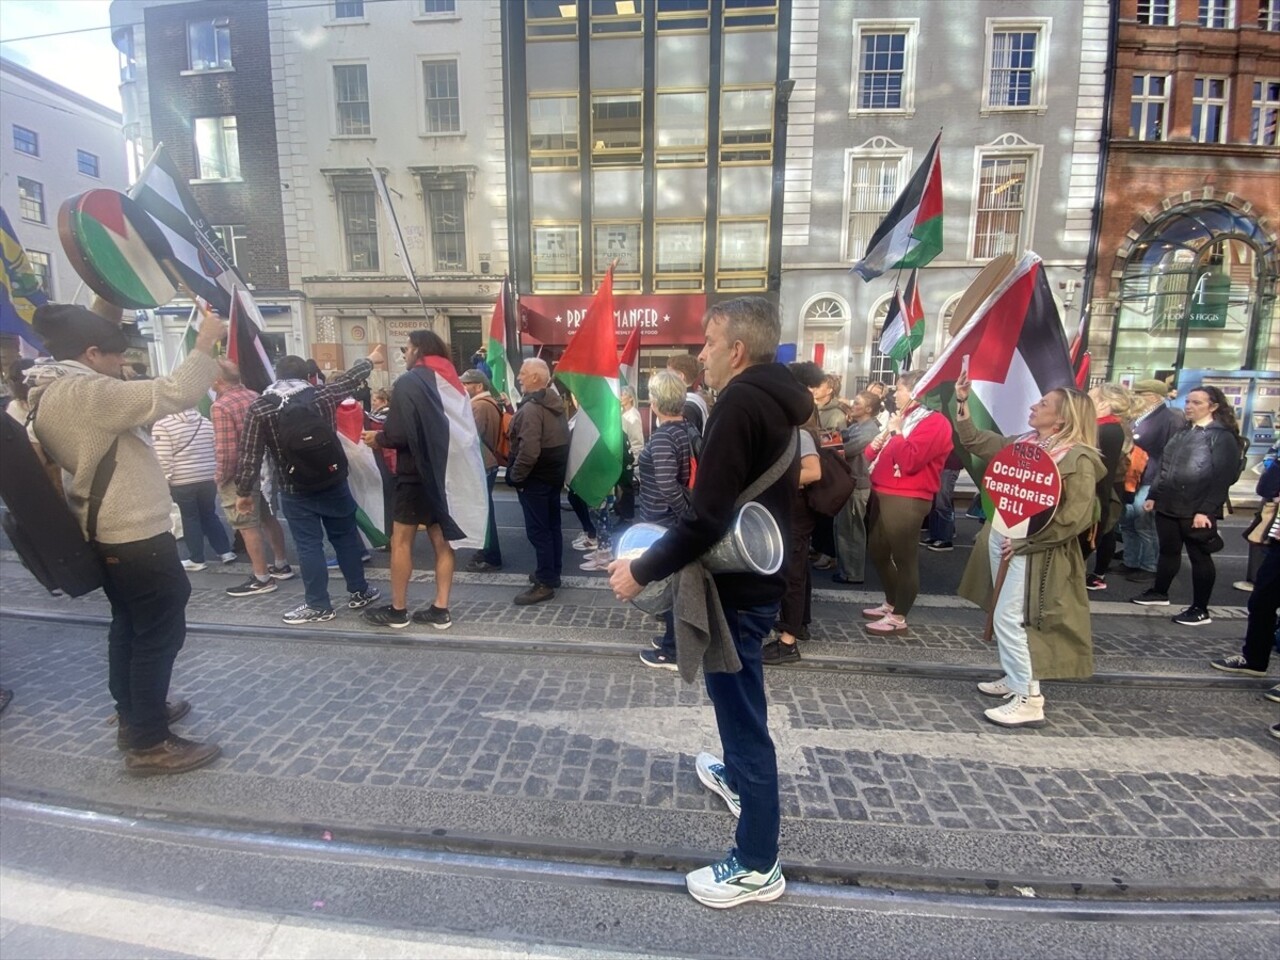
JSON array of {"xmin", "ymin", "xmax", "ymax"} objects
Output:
[{"xmin": 983, "ymin": 442, "xmax": 1062, "ymax": 539}]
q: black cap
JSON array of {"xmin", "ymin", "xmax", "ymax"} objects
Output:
[{"xmin": 32, "ymin": 304, "xmax": 128, "ymax": 361}]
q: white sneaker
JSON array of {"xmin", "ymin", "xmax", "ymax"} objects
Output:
[
  {"xmin": 218, "ymin": 552, "xmax": 237, "ymax": 564},
  {"xmin": 984, "ymin": 693, "xmax": 1046, "ymax": 728},
  {"xmin": 571, "ymin": 533, "xmax": 598, "ymax": 551},
  {"xmin": 1232, "ymin": 580, "xmax": 1254, "ymax": 593},
  {"xmin": 181, "ymin": 560, "xmax": 207, "ymax": 572},
  {"xmin": 977, "ymin": 676, "xmax": 1015, "ymax": 698},
  {"xmin": 686, "ymin": 851, "xmax": 785, "ymax": 909},
  {"xmin": 579, "ymin": 550, "xmax": 613, "ymax": 571},
  {"xmin": 695, "ymin": 752, "xmax": 741, "ymax": 818}
]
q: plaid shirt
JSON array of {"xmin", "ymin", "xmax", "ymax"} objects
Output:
[
  {"xmin": 234, "ymin": 358, "xmax": 373, "ymax": 497},
  {"xmin": 210, "ymin": 384, "xmax": 258, "ymax": 487}
]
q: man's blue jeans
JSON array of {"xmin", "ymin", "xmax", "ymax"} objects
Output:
[
  {"xmin": 517, "ymin": 479, "xmax": 563, "ymax": 587},
  {"xmin": 171, "ymin": 480, "xmax": 232, "ymax": 563},
  {"xmin": 704, "ymin": 601, "xmax": 781, "ymax": 872},
  {"xmin": 280, "ymin": 481, "xmax": 369, "ymax": 610},
  {"xmin": 1120, "ymin": 483, "xmax": 1158, "ymax": 572},
  {"xmin": 928, "ymin": 468, "xmax": 960, "ymax": 543},
  {"xmin": 481, "ymin": 467, "xmax": 502, "ymax": 565}
]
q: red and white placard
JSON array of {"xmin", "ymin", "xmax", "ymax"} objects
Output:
[{"xmin": 983, "ymin": 442, "xmax": 1062, "ymax": 539}]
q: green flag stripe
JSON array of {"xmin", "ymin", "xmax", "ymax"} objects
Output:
[{"xmin": 894, "ymin": 214, "xmax": 943, "ymax": 270}]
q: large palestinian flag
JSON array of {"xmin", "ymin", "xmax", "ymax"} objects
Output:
[
  {"xmin": 911, "ymin": 253, "xmax": 1074, "ymax": 486},
  {"xmin": 487, "ymin": 276, "xmax": 521, "ymax": 404},
  {"xmin": 852, "ymin": 132, "xmax": 943, "ymax": 282},
  {"xmin": 558, "ymin": 269, "xmax": 623, "ymax": 508}
]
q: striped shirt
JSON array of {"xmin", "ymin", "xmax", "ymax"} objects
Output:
[
  {"xmin": 152, "ymin": 410, "xmax": 216, "ymax": 486},
  {"xmin": 637, "ymin": 421, "xmax": 692, "ymax": 526}
]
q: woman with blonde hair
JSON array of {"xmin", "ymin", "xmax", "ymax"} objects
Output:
[{"xmin": 954, "ymin": 376, "xmax": 1104, "ymax": 728}]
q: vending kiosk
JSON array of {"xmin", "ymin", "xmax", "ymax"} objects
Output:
[{"xmin": 1175, "ymin": 370, "xmax": 1280, "ymax": 474}]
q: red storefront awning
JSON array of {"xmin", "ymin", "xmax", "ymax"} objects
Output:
[{"xmin": 518, "ymin": 293, "xmax": 707, "ymax": 347}]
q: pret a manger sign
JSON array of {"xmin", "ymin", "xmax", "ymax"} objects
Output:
[{"xmin": 983, "ymin": 442, "xmax": 1062, "ymax": 539}]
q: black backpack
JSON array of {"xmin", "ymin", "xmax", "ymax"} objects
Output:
[
  {"xmin": 0, "ymin": 412, "xmax": 115, "ymax": 597},
  {"xmin": 274, "ymin": 388, "xmax": 347, "ymax": 492}
]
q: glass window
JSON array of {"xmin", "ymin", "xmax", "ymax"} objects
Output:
[
  {"xmin": 334, "ymin": 1, "xmax": 364, "ymax": 18},
  {"xmin": 77, "ymin": 149, "xmax": 100, "ymax": 177},
  {"xmin": 529, "ymin": 95, "xmax": 579, "ymax": 168},
  {"xmin": 724, "ymin": 0, "xmax": 776, "ymax": 29},
  {"xmin": 26, "ymin": 250, "xmax": 51, "ymax": 297},
  {"xmin": 428, "ymin": 187, "xmax": 467, "ymax": 271},
  {"xmin": 1130, "ymin": 74, "xmax": 1168, "ymax": 141},
  {"xmin": 1192, "ymin": 76, "xmax": 1229, "ymax": 144},
  {"xmin": 657, "ymin": 0, "xmax": 709, "ymax": 32},
  {"xmin": 187, "ymin": 18, "xmax": 231, "ymax": 71},
  {"xmin": 212, "ymin": 225, "xmax": 246, "ymax": 265},
  {"xmin": 591, "ymin": 0, "xmax": 642, "ymax": 35},
  {"xmin": 868, "ymin": 299, "xmax": 898, "ymax": 385},
  {"xmin": 716, "ymin": 219, "xmax": 767, "ymax": 291},
  {"xmin": 532, "ymin": 224, "xmax": 582, "ymax": 291},
  {"xmin": 1197, "ymin": 0, "xmax": 1234, "ymax": 28},
  {"xmin": 423, "ymin": 61, "xmax": 460, "ymax": 133},
  {"xmin": 194, "ymin": 116, "xmax": 241, "ymax": 179},
  {"xmin": 988, "ymin": 30, "xmax": 1039, "ymax": 108},
  {"xmin": 1263, "ymin": 0, "xmax": 1280, "ymax": 30},
  {"xmin": 527, "ymin": 0, "xmax": 577, "ymax": 39},
  {"xmin": 592, "ymin": 93, "xmax": 642, "ymax": 166},
  {"xmin": 593, "ymin": 221, "xmax": 641, "ymax": 278},
  {"xmin": 118, "ymin": 27, "xmax": 137, "ymax": 82},
  {"xmin": 1252, "ymin": 80, "xmax": 1280, "ymax": 145},
  {"xmin": 845, "ymin": 153, "xmax": 906, "ymax": 261},
  {"xmin": 17, "ymin": 177, "xmax": 44, "ymax": 223},
  {"xmin": 972, "ymin": 153, "xmax": 1033, "ymax": 260},
  {"xmin": 1136, "ymin": 0, "xmax": 1172, "ymax": 25},
  {"xmin": 655, "ymin": 220, "xmax": 704, "ymax": 290},
  {"xmin": 421, "ymin": 0, "xmax": 456, "ymax": 13},
  {"xmin": 857, "ymin": 32, "xmax": 906, "ymax": 110},
  {"xmin": 341, "ymin": 190, "xmax": 379, "ymax": 271},
  {"xmin": 656, "ymin": 91, "xmax": 707, "ymax": 164},
  {"xmin": 12, "ymin": 125, "xmax": 38, "ymax": 157},
  {"xmin": 720, "ymin": 87, "xmax": 773, "ymax": 163},
  {"xmin": 334, "ymin": 65, "xmax": 371, "ymax": 136}
]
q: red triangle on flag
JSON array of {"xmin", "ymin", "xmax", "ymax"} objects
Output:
[{"xmin": 557, "ymin": 269, "xmax": 618, "ymax": 379}]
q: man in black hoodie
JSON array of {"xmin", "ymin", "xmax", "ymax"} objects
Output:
[{"xmin": 609, "ymin": 296, "xmax": 811, "ymax": 909}]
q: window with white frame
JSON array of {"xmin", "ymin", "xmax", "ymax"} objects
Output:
[
  {"xmin": 427, "ymin": 182, "xmax": 467, "ymax": 271},
  {"xmin": 971, "ymin": 145, "xmax": 1039, "ymax": 260},
  {"xmin": 194, "ymin": 116, "xmax": 240, "ymax": 180},
  {"xmin": 421, "ymin": 0, "xmax": 456, "ymax": 13},
  {"xmin": 800, "ymin": 295, "xmax": 849, "ymax": 372},
  {"xmin": 851, "ymin": 21, "xmax": 918, "ymax": 114},
  {"xmin": 1252, "ymin": 80, "xmax": 1280, "ymax": 145},
  {"xmin": 868, "ymin": 297, "xmax": 898, "ymax": 384},
  {"xmin": 187, "ymin": 18, "xmax": 231, "ymax": 71},
  {"xmin": 340, "ymin": 190, "xmax": 379, "ymax": 271},
  {"xmin": 212, "ymin": 225, "xmax": 246, "ymax": 266},
  {"xmin": 334, "ymin": 65, "xmax": 371, "ymax": 136},
  {"xmin": 422, "ymin": 60, "xmax": 460, "ymax": 133},
  {"xmin": 1191, "ymin": 76, "xmax": 1229, "ymax": 143},
  {"xmin": 12, "ymin": 125, "xmax": 38, "ymax": 156},
  {"xmin": 983, "ymin": 20, "xmax": 1049, "ymax": 112},
  {"xmin": 1262, "ymin": 0, "xmax": 1280, "ymax": 30},
  {"xmin": 334, "ymin": 0, "xmax": 364, "ymax": 18},
  {"xmin": 844, "ymin": 145, "xmax": 909, "ymax": 261},
  {"xmin": 77, "ymin": 149, "xmax": 100, "ymax": 177},
  {"xmin": 1136, "ymin": 0, "xmax": 1172, "ymax": 25},
  {"xmin": 17, "ymin": 177, "xmax": 44, "ymax": 223},
  {"xmin": 26, "ymin": 250, "xmax": 51, "ymax": 297},
  {"xmin": 529, "ymin": 95, "xmax": 579, "ymax": 168},
  {"xmin": 1197, "ymin": 0, "xmax": 1233, "ymax": 28},
  {"xmin": 1130, "ymin": 74, "xmax": 1168, "ymax": 140}
]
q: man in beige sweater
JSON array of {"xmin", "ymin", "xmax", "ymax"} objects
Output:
[{"xmin": 28, "ymin": 303, "xmax": 226, "ymax": 777}]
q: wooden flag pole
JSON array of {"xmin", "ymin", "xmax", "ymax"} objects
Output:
[{"xmin": 983, "ymin": 554, "xmax": 1012, "ymax": 643}]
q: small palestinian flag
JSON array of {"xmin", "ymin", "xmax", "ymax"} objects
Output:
[
  {"xmin": 877, "ymin": 269, "xmax": 924, "ymax": 372},
  {"xmin": 487, "ymin": 276, "xmax": 521, "ymax": 404},
  {"xmin": 852, "ymin": 132, "xmax": 943, "ymax": 282},
  {"xmin": 59, "ymin": 190, "xmax": 177, "ymax": 309},
  {"xmin": 227, "ymin": 287, "xmax": 276, "ymax": 393},
  {"xmin": 618, "ymin": 326, "xmax": 639, "ymax": 389}
]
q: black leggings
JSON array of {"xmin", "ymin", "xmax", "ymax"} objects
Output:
[{"xmin": 1153, "ymin": 512, "xmax": 1216, "ymax": 609}]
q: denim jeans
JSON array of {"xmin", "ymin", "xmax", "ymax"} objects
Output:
[
  {"xmin": 280, "ymin": 481, "xmax": 369, "ymax": 610},
  {"xmin": 987, "ymin": 531, "xmax": 1038, "ymax": 697},
  {"xmin": 1120, "ymin": 484, "xmax": 1158, "ymax": 572},
  {"xmin": 171, "ymin": 480, "xmax": 231, "ymax": 563},
  {"xmin": 928, "ymin": 468, "xmax": 960, "ymax": 543},
  {"xmin": 95, "ymin": 532, "xmax": 191, "ymax": 749},
  {"xmin": 834, "ymin": 487, "xmax": 869, "ymax": 582},
  {"xmin": 518, "ymin": 479, "xmax": 563, "ymax": 587},
  {"xmin": 481, "ymin": 467, "xmax": 502, "ymax": 565},
  {"xmin": 704, "ymin": 602, "xmax": 782, "ymax": 872}
]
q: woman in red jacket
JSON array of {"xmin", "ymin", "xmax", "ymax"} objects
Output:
[{"xmin": 862, "ymin": 370, "xmax": 955, "ymax": 634}]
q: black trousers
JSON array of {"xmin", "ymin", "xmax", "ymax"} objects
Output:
[
  {"xmin": 95, "ymin": 532, "xmax": 191, "ymax": 749},
  {"xmin": 1241, "ymin": 544, "xmax": 1279, "ymax": 670},
  {"xmin": 1153, "ymin": 512, "xmax": 1217, "ymax": 610}
]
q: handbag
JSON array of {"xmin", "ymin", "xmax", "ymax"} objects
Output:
[
  {"xmin": 804, "ymin": 446, "xmax": 855, "ymax": 516},
  {"xmin": 1185, "ymin": 522, "xmax": 1224, "ymax": 554},
  {"xmin": 1246, "ymin": 502, "xmax": 1278, "ymax": 545}
]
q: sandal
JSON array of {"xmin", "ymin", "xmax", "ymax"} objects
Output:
[
  {"xmin": 865, "ymin": 614, "xmax": 909, "ymax": 635},
  {"xmin": 861, "ymin": 603, "xmax": 892, "ymax": 620}
]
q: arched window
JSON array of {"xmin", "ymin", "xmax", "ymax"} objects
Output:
[
  {"xmin": 868, "ymin": 295, "xmax": 898, "ymax": 385},
  {"xmin": 800, "ymin": 293, "xmax": 850, "ymax": 371}
]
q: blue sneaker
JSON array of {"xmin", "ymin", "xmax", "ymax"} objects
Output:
[
  {"xmin": 685, "ymin": 851, "xmax": 785, "ymax": 909},
  {"xmin": 695, "ymin": 752, "xmax": 741, "ymax": 818}
]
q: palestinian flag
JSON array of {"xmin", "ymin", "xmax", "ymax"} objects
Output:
[
  {"xmin": 852, "ymin": 132, "xmax": 943, "ymax": 282},
  {"xmin": 227, "ymin": 287, "xmax": 276, "ymax": 393},
  {"xmin": 58, "ymin": 190, "xmax": 177, "ymax": 309},
  {"xmin": 487, "ymin": 276, "xmax": 521, "ymax": 404},
  {"xmin": 911, "ymin": 253, "xmax": 1073, "ymax": 486},
  {"xmin": 618, "ymin": 326, "xmax": 639, "ymax": 389},
  {"xmin": 0, "ymin": 206, "xmax": 48, "ymax": 357},
  {"xmin": 130, "ymin": 143, "xmax": 237, "ymax": 314},
  {"xmin": 176, "ymin": 304, "xmax": 214, "ymax": 418},
  {"xmin": 877, "ymin": 269, "xmax": 924, "ymax": 372},
  {"xmin": 558, "ymin": 268, "xmax": 623, "ymax": 509},
  {"xmin": 400, "ymin": 356, "xmax": 490, "ymax": 547}
]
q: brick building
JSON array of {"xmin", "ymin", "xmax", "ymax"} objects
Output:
[{"xmin": 1088, "ymin": 0, "xmax": 1280, "ymax": 388}]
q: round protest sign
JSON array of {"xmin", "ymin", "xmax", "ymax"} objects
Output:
[
  {"xmin": 58, "ymin": 190, "xmax": 178, "ymax": 309},
  {"xmin": 983, "ymin": 442, "xmax": 1062, "ymax": 539}
]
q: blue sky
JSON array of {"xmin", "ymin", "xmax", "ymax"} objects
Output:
[{"xmin": 0, "ymin": 0, "xmax": 121, "ymax": 110}]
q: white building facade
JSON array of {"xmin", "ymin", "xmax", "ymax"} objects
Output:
[{"xmin": 780, "ymin": 0, "xmax": 1109, "ymax": 392}]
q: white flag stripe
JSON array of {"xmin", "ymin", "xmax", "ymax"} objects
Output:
[{"xmin": 369, "ymin": 161, "xmax": 421, "ymax": 297}]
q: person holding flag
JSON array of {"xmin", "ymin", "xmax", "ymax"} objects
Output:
[{"xmin": 954, "ymin": 372, "xmax": 1103, "ymax": 728}]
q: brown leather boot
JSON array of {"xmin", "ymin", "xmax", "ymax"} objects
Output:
[
  {"xmin": 113, "ymin": 699, "xmax": 193, "ymax": 751},
  {"xmin": 514, "ymin": 583, "xmax": 555, "ymax": 605},
  {"xmin": 124, "ymin": 736, "xmax": 221, "ymax": 777}
]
